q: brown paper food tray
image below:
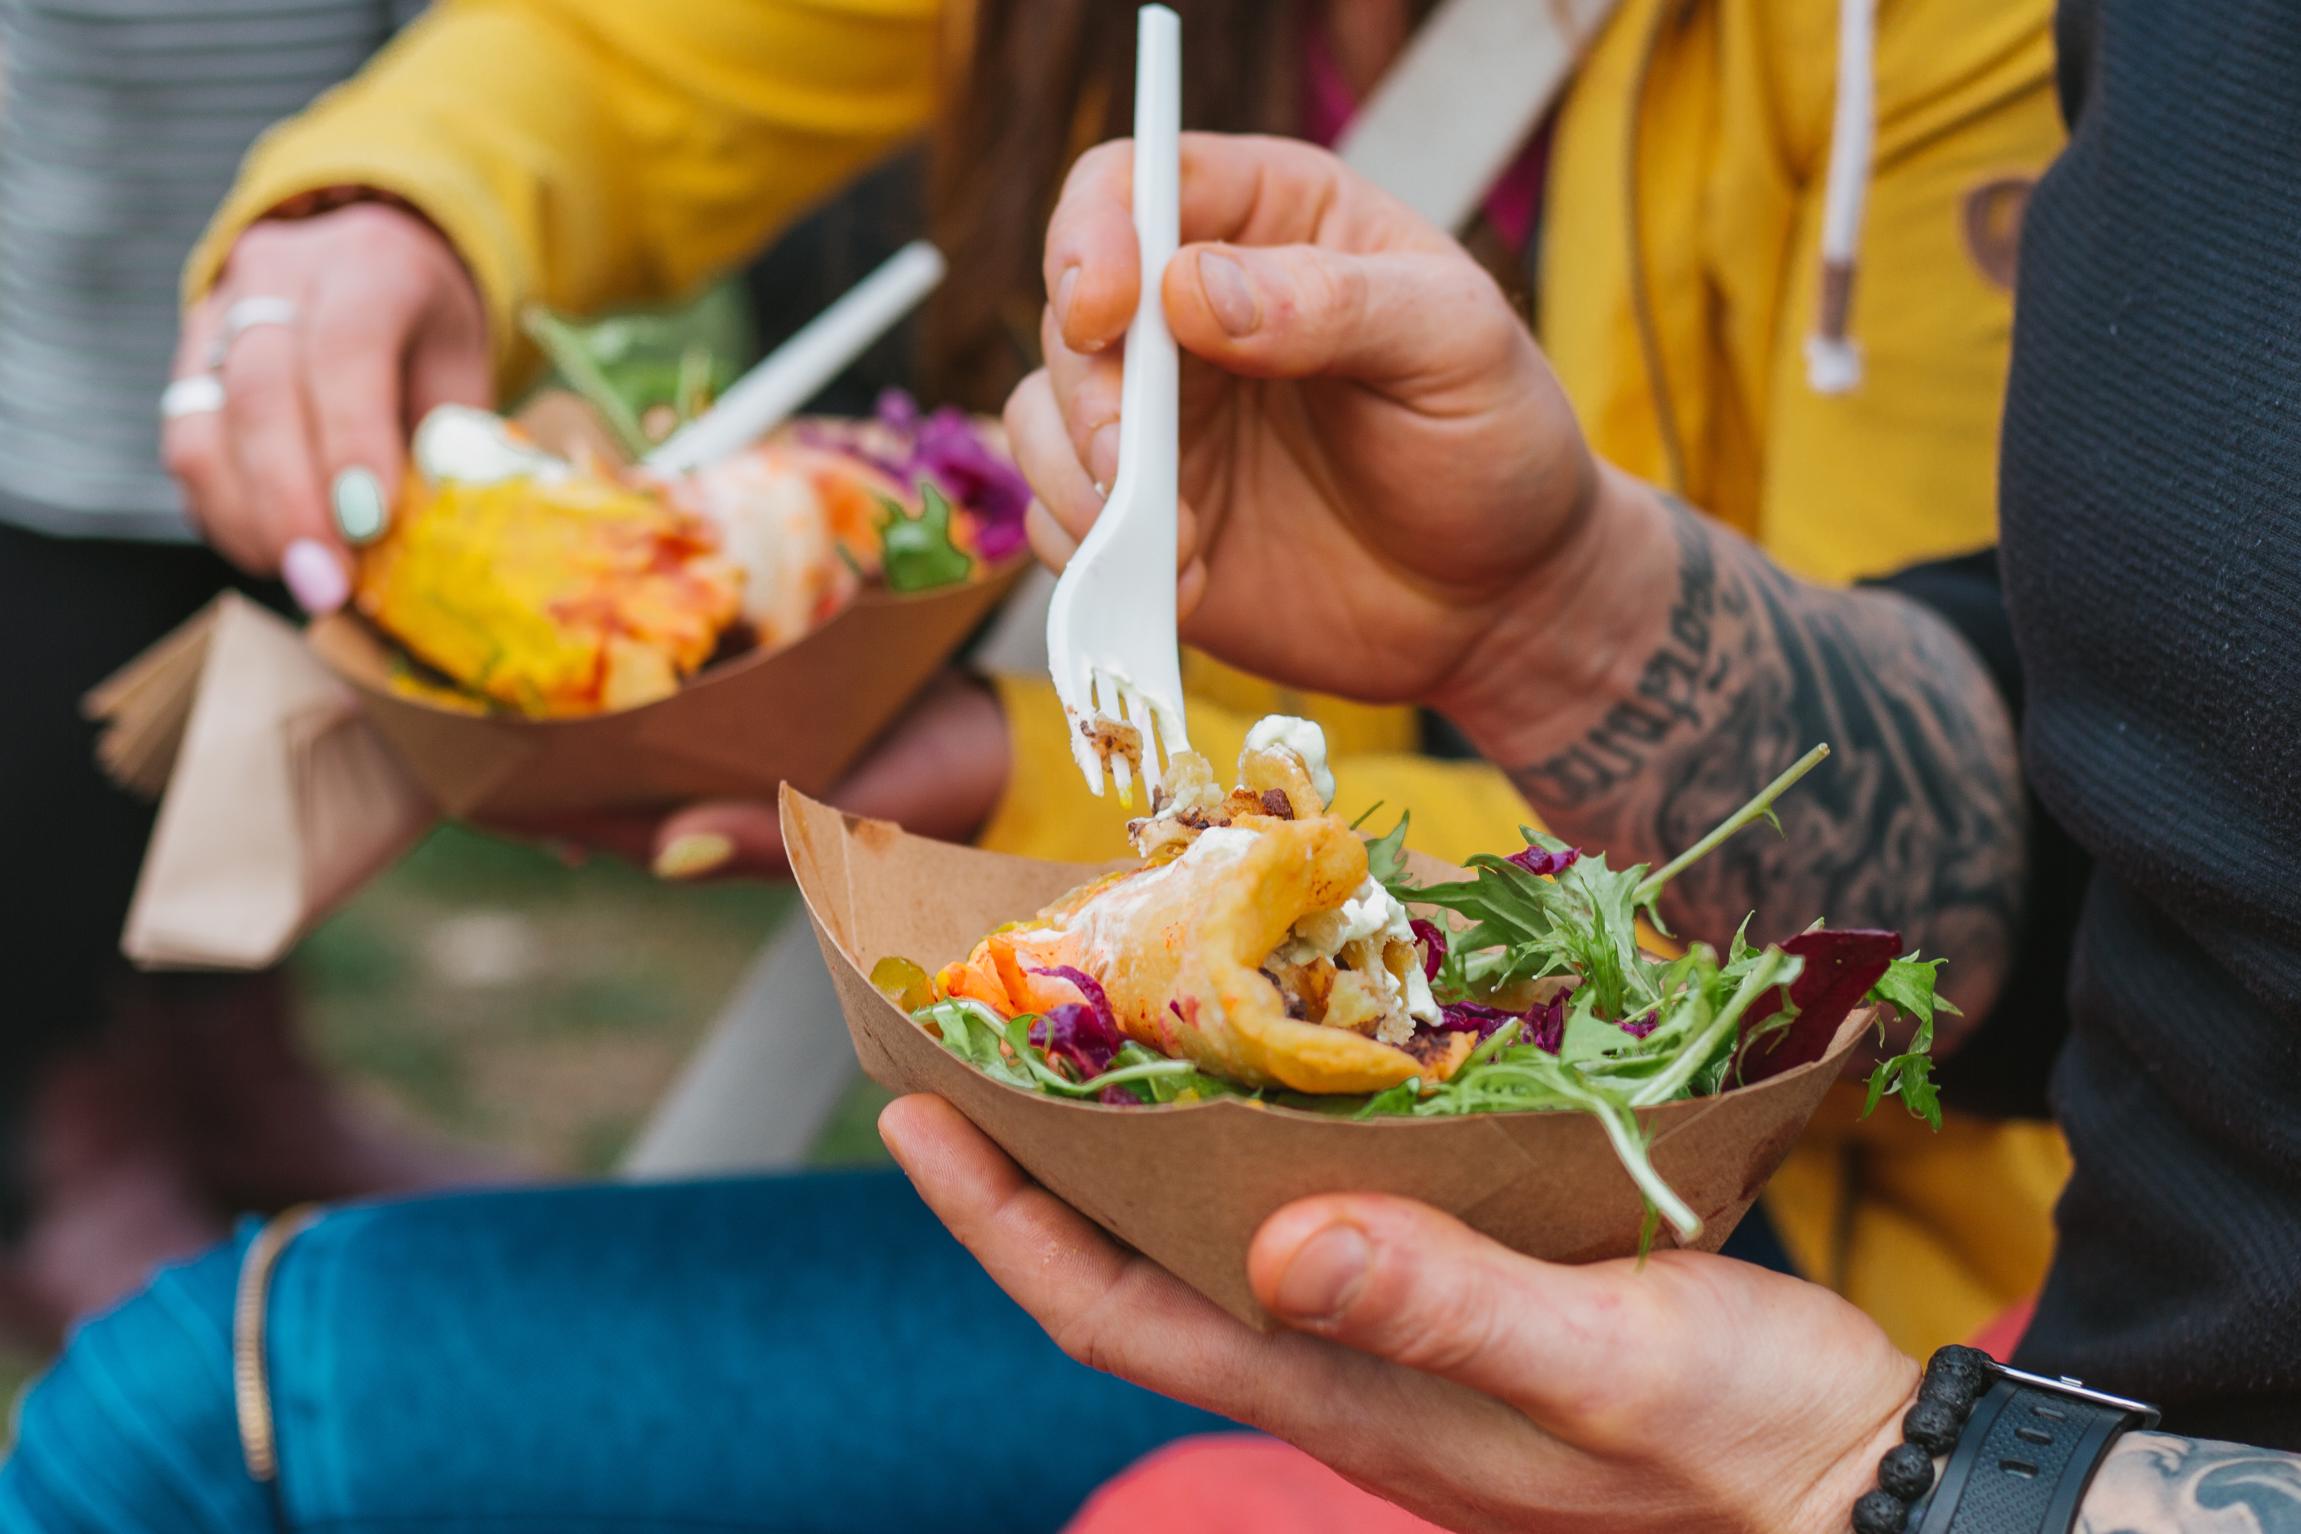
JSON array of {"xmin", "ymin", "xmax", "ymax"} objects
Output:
[
  {"xmin": 781, "ymin": 785, "xmax": 1872, "ymax": 1327},
  {"xmin": 299, "ymin": 388, "xmax": 1029, "ymax": 819},
  {"xmin": 305, "ymin": 556, "xmax": 1026, "ymax": 819}
]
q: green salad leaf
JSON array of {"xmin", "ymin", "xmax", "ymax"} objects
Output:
[
  {"xmin": 878, "ymin": 482, "xmax": 975, "ymax": 593},
  {"xmin": 916, "ymin": 1000, "xmax": 1233, "ymax": 1103},
  {"xmin": 1860, "ymin": 955, "xmax": 1958, "ymax": 1131},
  {"xmin": 1363, "ymin": 811, "xmax": 1413, "ymax": 899}
]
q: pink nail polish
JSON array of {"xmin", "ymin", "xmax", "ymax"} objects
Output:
[{"xmin": 281, "ymin": 538, "xmax": 349, "ymax": 615}]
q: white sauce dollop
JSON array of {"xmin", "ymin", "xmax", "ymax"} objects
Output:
[
  {"xmin": 1242, "ymin": 714, "xmax": 1336, "ymax": 810},
  {"xmin": 412, "ymin": 404, "xmax": 572, "ymax": 488},
  {"xmin": 1280, "ymin": 873, "xmax": 1441, "ymax": 1026}
]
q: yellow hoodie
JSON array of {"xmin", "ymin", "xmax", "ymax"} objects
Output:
[{"xmin": 187, "ymin": 0, "xmax": 2066, "ymax": 1356}]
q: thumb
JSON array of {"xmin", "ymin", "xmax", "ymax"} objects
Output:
[
  {"xmin": 1162, "ymin": 242, "xmax": 1512, "ymax": 393},
  {"xmin": 650, "ymin": 800, "xmax": 790, "ymax": 882},
  {"xmin": 1249, "ymin": 1194, "xmax": 1632, "ymax": 1415}
]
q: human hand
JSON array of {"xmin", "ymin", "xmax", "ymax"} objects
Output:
[
  {"xmin": 496, "ymin": 671, "xmax": 1013, "ymax": 881},
  {"xmin": 1007, "ymin": 134, "xmax": 1640, "ymax": 721},
  {"xmin": 165, "ymin": 201, "xmax": 490, "ymax": 612},
  {"xmin": 881, "ymin": 1093, "xmax": 1917, "ymax": 1534}
]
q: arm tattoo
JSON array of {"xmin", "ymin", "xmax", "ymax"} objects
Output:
[
  {"xmin": 2078, "ymin": 1432, "xmax": 2301, "ymax": 1532},
  {"xmin": 1511, "ymin": 495, "xmax": 2025, "ymax": 1022}
]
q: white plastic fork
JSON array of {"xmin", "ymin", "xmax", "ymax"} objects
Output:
[{"xmin": 1044, "ymin": 3, "xmax": 1191, "ymax": 806}]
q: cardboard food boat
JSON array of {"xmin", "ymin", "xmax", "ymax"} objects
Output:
[
  {"xmin": 303, "ymin": 552, "xmax": 1025, "ymax": 820},
  {"xmin": 780, "ymin": 784, "xmax": 1870, "ymax": 1327}
]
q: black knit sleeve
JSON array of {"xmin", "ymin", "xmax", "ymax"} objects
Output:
[{"xmin": 1867, "ymin": 550, "xmax": 2086, "ymax": 1120}]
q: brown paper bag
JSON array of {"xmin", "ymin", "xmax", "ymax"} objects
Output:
[
  {"xmin": 782, "ymin": 785, "xmax": 1869, "ymax": 1327},
  {"xmin": 87, "ymin": 594, "xmax": 435, "ymax": 969}
]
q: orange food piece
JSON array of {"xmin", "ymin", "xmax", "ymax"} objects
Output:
[{"xmin": 356, "ymin": 472, "xmax": 743, "ymax": 717}]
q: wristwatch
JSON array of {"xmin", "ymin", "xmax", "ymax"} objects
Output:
[{"xmin": 1910, "ymin": 1362, "xmax": 2160, "ymax": 1534}]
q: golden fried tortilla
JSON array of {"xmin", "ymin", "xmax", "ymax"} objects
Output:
[{"xmin": 939, "ymin": 814, "xmax": 1433, "ymax": 1094}]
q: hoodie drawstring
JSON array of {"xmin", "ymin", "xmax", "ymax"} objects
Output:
[{"xmin": 1806, "ymin": 0, "xmax": 1875, "ymax": 395}]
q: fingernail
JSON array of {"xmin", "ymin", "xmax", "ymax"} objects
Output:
[
  {"xmin": 1054, "ymin": 265, "xmax": 1081, "ymax": 334},
  {"xmin": 653, "ymin": 831, "xmax": 734, "ymax": 881},
  {"xmin": 1198, "ymin": 249, "xmax": 1261, "ymax": 337},
  {"xmin": 330, "ymin": 466, "xmax": 389, "ymax": 546},
  {"xmin": 1088, "ymin": 420, "xmax": 1121, "ymax": 487},
  {"xmin": 281, "ymin": 538, "xmax": 348, "ymax": 615},
  {"xmin": 1270, "ymin": 1224, "xmax": 1369, "ymax": 1325}
]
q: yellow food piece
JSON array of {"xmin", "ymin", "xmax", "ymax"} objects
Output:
[
  {"xmin": 356, "ymin": 473, "xmax": 743, "ymax": 717},
  {"xmin": 869, "ymin": 955, "xmax": 938, "ymax": 1014}
]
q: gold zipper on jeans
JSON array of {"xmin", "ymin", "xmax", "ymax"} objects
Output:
[{"xmin": 233, "ymin": 1205, "xmax": 320, "ymax": 1484}]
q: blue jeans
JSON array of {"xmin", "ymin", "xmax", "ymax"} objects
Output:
[{"xmin": 0, "ymin": 1171, "xmax": 1225, "ymax": 1533}]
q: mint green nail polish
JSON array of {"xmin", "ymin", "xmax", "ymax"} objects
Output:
[{"xmin": 331, "ymin": 467, "xmax": 388, "ymax": 545}]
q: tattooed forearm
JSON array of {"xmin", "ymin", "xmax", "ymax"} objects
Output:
[
  {"xmin": 1518, "ymin": 506, "xmax": 1733, "ymax": 807},
  {"xmin": 1511, "ymin": 493, "xmax": 2025, "ymax": 1024},
  {"xmin": 2078, "ymin": 1432, "xmax": 2301, "ymax": 1532}
]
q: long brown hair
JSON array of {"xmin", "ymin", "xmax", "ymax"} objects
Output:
[{"xmin": 921, "ymin": 0, "xmax": 1313, "ymax": 411}]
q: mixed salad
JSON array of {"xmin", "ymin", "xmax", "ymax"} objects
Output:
[
  {"xmin": 874, "ymin": 722, "xmax": 1947, "ymax": 1239},
  {"xmin": 356, "ymin": 390, "xmax": 1029, "ymax": 717}
]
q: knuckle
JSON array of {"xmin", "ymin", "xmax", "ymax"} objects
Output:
[
  {"xmin": 1303, "ymin": 257, "xmax": 1369, "ymax": 343},
  {"xmin": 1066, "ymin": 141, "xmax": 1127, "ymax": 192},
  {"xmin": 228, "ymin": 221, "xmax": 289, "ymax": 264},
  {"xmin": 1041, "ymin": 1260, "xmax": 1136, "ymax": 1378},
  {"xmin": 305, "ymin": 294, "xmax": 404, "ymax": 352},
  {"xmin": 1049, "ymin": 1299, "xmax": 1117, "ymax": 1375},
  {"xmin": 221, "ymin": 342, "xmax": 301, "ymax": 411},
  {"xmin": 159, "ymin": 427, "xmax": 212, "ymax": 482},
  {"xmin": 1382, "ymin": 1277, "xmax": 1504, "ymax": 1379}
]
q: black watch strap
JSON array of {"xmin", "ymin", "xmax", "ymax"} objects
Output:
[{"xmin": 1915, "ymin": 1374, "xmax": 2150, "ymax": 1534}]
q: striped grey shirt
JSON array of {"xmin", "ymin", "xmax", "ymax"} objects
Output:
[{"xmin": 0, "ymin": 0, "xmax": 419, "ymax": 541}]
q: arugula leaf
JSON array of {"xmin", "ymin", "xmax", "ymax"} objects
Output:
[
  {"xmin": 1351, "ymin": 1077, "xmax": 1424, "ymax": 1119},
  {"xmin": 1555, "ymin": 854, "xmax": 1657, "ymax": 1021},
  {"xmin": 1557, "ymin": 986, "xmax": 1631, "ymax": 1066},
  {"xmin": 1632, "ymin": 743, "xmax": 1831, "ymax": 906},
  {"xmin": 1860, "ymin": 955, "xmax": 1955, "ymax": 1131},
  {"xmin": 1869, "ymin": 954, "xmax": 1960, "ymax": 1030},
  {"xmin": 915, "ymin": 1001, "xmax": 1205, "ymax": 1101},
  {"xmin": 1109, "ymin": 1042, "xmax": 1252, "ymax": 1104},
  {"xmin": 1364, "ymin": 811, "xmax": 1412, "ymax": 898},
  {"xmin": 878, "ymin": 482, "xmax": 975, "ymax": 592},
  {"xmin": 916, "ymin": 999, "xmax": 1038, "ymax": 1090}
]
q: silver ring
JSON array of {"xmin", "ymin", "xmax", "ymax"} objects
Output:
[
  {"xmin": 206, "ymin": 295, "xmax": 300, "ymax": 368},
  {"xmin": 160, "ymin": 374, "xmax": 227, "ymax": 419}
]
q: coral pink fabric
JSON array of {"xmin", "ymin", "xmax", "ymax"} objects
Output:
[
  {"xmin": 1062, "ymin": 1435, "xmax": 1442, "ymax": 1534},
  {"xmin": 1968, "ymin": 1300, "xmax": 2037, "ymax": 1362}
]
